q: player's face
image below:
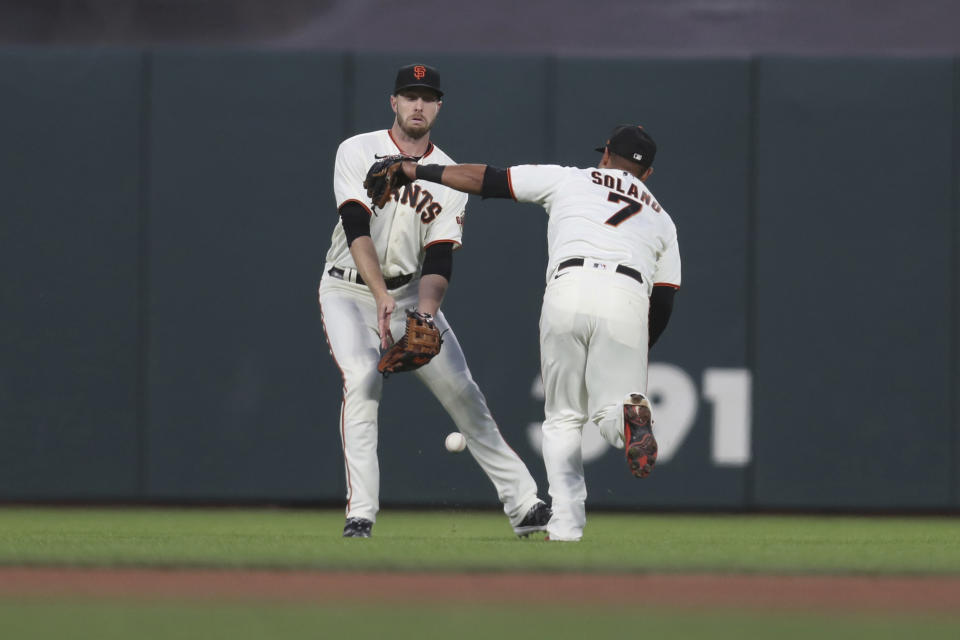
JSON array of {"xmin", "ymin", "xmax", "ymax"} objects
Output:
[{"xmin": 391, "ymin": 89, "xmax": 442, "ymax": 139}]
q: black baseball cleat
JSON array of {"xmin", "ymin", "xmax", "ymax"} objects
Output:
[
  {"xmin": 624, "ymin": 393, "xmax": 658, "ymax": 478},
  {"xmin": 342, "ymin": 517, "xmax": 373, "ymax": 538},
  {"xmin": 513, "ymin": 501, "xmax": 552, "ymax": 537}
]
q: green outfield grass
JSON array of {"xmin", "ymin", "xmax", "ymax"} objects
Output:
[
  {"xmin": 2, "ymin": 600, "xmax": 959, "ymax": 640},
  {"xmin": 2, "ymin": 507, "xmax": 959, "ymax": 639},
  {"xmin": 0, "ymin": 506, "xmax": 959, "ymax": 574}
]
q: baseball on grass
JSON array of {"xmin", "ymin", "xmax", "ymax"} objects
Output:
[{"xmin": 445, "ymin": 432, "xmax": 467, "ymax": 453}]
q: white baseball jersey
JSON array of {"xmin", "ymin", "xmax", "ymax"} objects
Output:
[
  {"xmin": 318, "ymin": 129, "xmax": 544, "ymax": 532},
  {"xmin": 506, "ymin": 163, "xmax": 681, "ymax": 542},
  {"xmin": 507, "ymin": 165, "xmax": 681, "ymax": 293},
  {"xmin": 326, "ymin": 130, "xmax": 467, "ymax": 277}
]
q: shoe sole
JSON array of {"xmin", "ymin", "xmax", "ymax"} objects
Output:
[
  {"xmin": 624, "ymin": 394, "xmax": 657, "ymax": 479},
  {"xmin": 513, "ymin": 525, "xmax": 549, "ymax": 538}
]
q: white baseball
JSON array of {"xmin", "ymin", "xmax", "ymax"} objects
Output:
[{"xmin": 444, "ymin": 432, "xmax": 467, "ymax": 453}]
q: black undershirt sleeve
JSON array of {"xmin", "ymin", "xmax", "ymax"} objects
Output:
[
  {"xmin": 338, "ymin": 201, "xmax": 371, "ymax": 246},
  {"xmin": 421, "ymin": 242, "xmax": 454, "ymax": 282},
  {"xmin": 480, "ymin": 165, "xmax": 512, "ymax": 199},
  {"xmin": 649, "ymin": 286, "xmax": 677, "ymax": 348}
]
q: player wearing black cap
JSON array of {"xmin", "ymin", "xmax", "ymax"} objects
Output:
[
  {"xmin": 318, "ymin": 64, "xmax": 550, "ymax": 539},
  {"xmin": 380, "ymin": 124, "xmax": 681, "ymax": 541}
]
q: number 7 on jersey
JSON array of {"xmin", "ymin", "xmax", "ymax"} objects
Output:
[{"xmin": 604, "ymin": 192, "xmax": 643, "ymax": 227}]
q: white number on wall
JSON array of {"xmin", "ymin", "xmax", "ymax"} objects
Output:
[{"xmin": 703, "ymin": 368, "xmax": 752, "ymax": 466}]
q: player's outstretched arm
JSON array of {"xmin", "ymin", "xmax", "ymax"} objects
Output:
[{"xmin": 400, "ymin": 161, "xmax": 489, "ymax": 196}]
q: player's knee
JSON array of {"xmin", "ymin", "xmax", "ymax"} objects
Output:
[
  {"xmin": 542, "ymin": 413, "xmax": 586, "ymax": 433},
  {"xmin": 341, "ymin": 372, "xmax": 382, "ymax": 417},
  {"xmin": 342, "ymin": 398, "xmax": 379, "ymax": 423},
  {"xmin": 433, "ymin": 375, "xmax": 480, "ymax": 407}
]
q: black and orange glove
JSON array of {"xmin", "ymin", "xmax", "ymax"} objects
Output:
[
  {"xmin": 377, "ymin": 309, "xmax": 442, "ymax": 376},
  {"xmin": 363, "ymin": 155, "xmax": 414, "ymax": 208}
]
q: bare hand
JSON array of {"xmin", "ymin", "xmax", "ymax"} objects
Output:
[
  {"xmin": 376, "ymin": 294, "xmax": 396, "ymax": 350},
  {"xmin": 402, "ymin": 161, "xmax": 418, "ymax": 182}
]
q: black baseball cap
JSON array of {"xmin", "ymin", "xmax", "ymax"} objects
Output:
[
  {"xmin": 595, "ymin": 125, "xmax": 656, "ymax": 168},
  {"xmin": 394, "ymin": 64, "xmax": 443, "ymax": 98}
]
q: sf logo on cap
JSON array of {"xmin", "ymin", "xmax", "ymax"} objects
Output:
[{"xmin": 413, "ymin": 65, "xmax": 426, "ymax": 79}]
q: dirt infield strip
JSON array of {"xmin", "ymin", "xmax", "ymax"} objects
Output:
[{"xmin": 2, "ymin": 568, "xmax": 960, "ymax": 613}]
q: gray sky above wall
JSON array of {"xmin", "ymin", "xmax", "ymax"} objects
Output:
[{"xmin": 1, "ymin": 0, "xmax": 958, "ymax": 55}]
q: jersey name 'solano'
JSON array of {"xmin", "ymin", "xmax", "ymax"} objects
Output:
[
  {"xmin": 507, "ymin": 164, "xmax": 681, "ymax": 292},
  {"xmin": 326, "ymin": 129, "xmax": 467, "ymax": 279}
]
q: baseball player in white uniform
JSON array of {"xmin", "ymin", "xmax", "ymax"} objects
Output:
[
  {"xmin": 317, "ymin": 64, "xmax": 550, "ymax": 538},
  {"xmin": 378, "ymin": 125, "xmax": 681, "ymax": 541}
]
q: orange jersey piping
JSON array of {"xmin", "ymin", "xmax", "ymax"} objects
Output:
[
  {"xmin": 339, "ymin": 198, "xmax": 373, "ymax": 216},
  {"xmin": 318, "ymin": 301, "xmax": 353, "ymax": 512},
  {"xmin": 506, "ymin": 167, "xmax": 517, "ymax": 200},
  {"xmin": 425, "ymin": 239, "xmax": 462, "ymax": 250},
  {"xmin": 387, "ymin": 129, "xmax": 434, "ymax": 158}
]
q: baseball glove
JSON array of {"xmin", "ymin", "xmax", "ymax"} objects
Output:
[
  {"xmin": 378, "ymin": 309, "xmax": 443, "ymax": 376},
  {"xmin": 364, "ymin": 154, "xmax": 414, "ymax": 208}
]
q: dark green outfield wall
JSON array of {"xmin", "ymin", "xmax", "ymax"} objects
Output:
[{"xmin": 1, "ymin": 51, "xmax": 957, "ymax": 510}]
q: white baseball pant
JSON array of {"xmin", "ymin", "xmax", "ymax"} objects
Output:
[
  {"xmin": 318, "ymin": 270, "xmax": 541, "ymax": 527},
  {"xmin": 539, "ymin": 263, "xmax": 651, "ymax": 541}
]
